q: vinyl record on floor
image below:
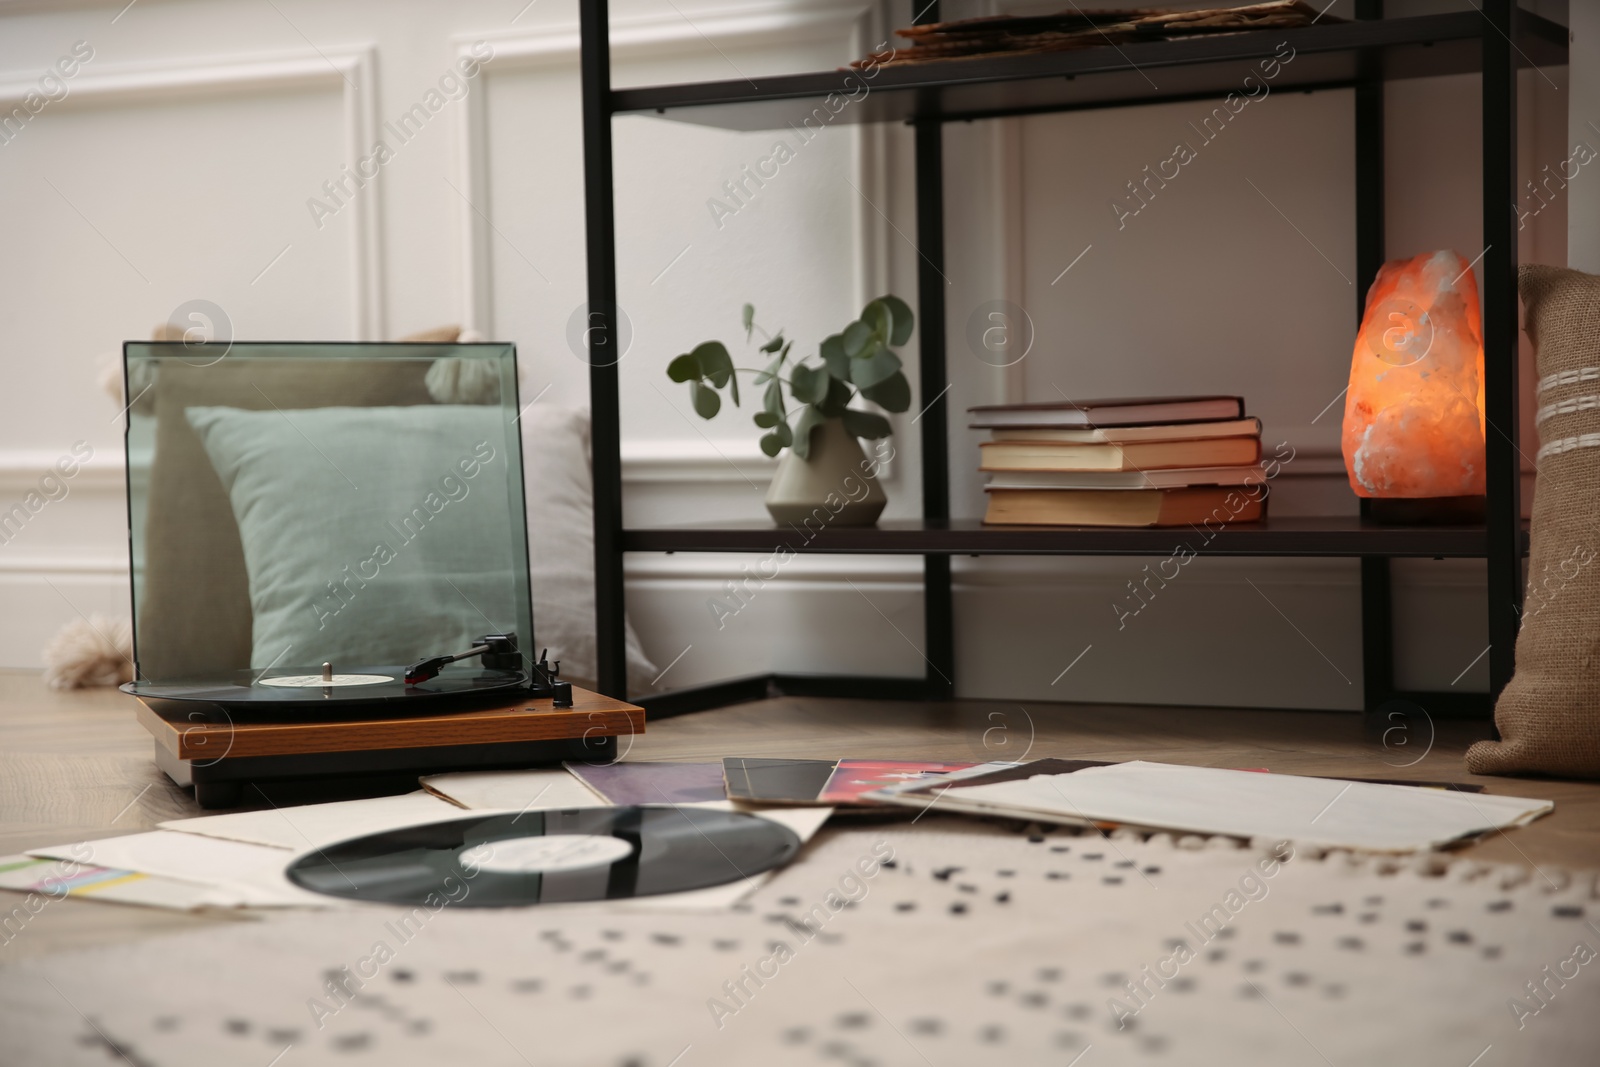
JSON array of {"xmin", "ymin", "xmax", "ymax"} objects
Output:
[{"xmin": 285, "ymin": 806, "xmax": 803, "ymax": 906}]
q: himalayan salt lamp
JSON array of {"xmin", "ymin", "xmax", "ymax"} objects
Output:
[{"xmin": 1341, "ymin": 249, "xmax": 1486, "ymax": 517}]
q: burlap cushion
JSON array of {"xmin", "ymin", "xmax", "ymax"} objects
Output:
[{"xmin": 1466, "ymin": 265, "xmax": 1600, "ymax": 778}]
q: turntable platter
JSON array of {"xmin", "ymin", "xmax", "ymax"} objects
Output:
[{"xmin": 121, "ymin": 663, "xmax": 529, "ymax": 714}]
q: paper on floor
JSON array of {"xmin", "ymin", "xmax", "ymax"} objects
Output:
[
  {"xmin": 944, "ymin": 760, "xmax": 1553, "ymax": 852},
  {"xmin": 419, "ymin": 768, "xmax": 610, "ymax": 811},
  {"xmin": 158, "ymin": 790, "xmax": 468, "ymax": 850},
  {"xmin": 23, "ymin": 780, "xmax": 832, "ymax": 913},
  {"xmin": 24, "ymin": 832, "xmax": 330, "ymax": 908},
  {"xmin": 9, "ymin": 827, "xmax": 1598, "ymax": 1067},
  {"xmin": 0, "ymin": 854, "xmax": 221, "ymax": 911}
]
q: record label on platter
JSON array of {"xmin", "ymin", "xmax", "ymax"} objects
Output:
[
  {"xmin": 258, "ymin": 673, "xmax": 392, "ymax": 688},
  {"xmin": 286, "ymin": 807, "xmax": 802, "ymax": 906}
]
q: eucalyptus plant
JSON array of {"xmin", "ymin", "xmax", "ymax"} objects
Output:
[{"xmin": 666, "ymin": 296, "xmax": 915, "ymax": 459}]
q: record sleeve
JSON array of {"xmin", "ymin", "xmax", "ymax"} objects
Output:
[
  {"xmin": 721, "ymin": 758, "xmax": 838, "ymax": 805},
  {"xmin": 565, "ymin": 762, "xmax": 727, "ymax": 806}
]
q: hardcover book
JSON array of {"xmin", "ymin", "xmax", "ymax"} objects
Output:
[{"xmin": 967, "ymin": 395, "xmax": 1244, "ymax": 429}]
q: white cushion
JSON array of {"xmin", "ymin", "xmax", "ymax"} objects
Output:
[{"xmin": 521, "ymin": 406, "xmax": 657, "ymax": 693}]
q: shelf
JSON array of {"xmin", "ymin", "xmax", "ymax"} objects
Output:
[
  {"xmin": 610, "ymin": 12, "xmax": 1566, "ymax": 130},
  {"xmin": 581, "ymin": 0, "xmax": 1533, "ymax": 705},
  {"xmin": 622, "ymin": 516, "xmax": 1529, "ymax": 558}
]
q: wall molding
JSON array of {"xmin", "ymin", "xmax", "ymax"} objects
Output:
[
  {"xmin": 0, "ymin": 440, "xmax": 1362, "ymax": 493},
  {"xmin": 450, "ymin": 4, "xmax": 888, "ymax": 483},
  {"xmin": 620, "ymin": 438, "xmax": 774, "ymax": 484},
  {"xmin": 997, "ymin": 116, "xmax": 1029, "ymax": 405},
  {"xmin": 0, "ymin": 46, "xmax": 383, "ymax": 339},
  {"xmin": 0, "ymin": 554, "xmax": 127, "ymax": 576},
  {"xmin": 452, "ymin": 5, "xmax": 875, "ymax": 338},
  {"xmin": 627, "ymin": 553, "xmax": 918, "ymax": 581},
  {"xmin": 626, "ymin": 551, "xmax": 1493, "ymax": 589},
  {"xmin": 459, "ymin": 4, "xmax": 875, "ymax": 71},
  {"xmin": 0, "ymin": 549, "xmax": 1484, "ymax": 589},
  {"xmin": 617, "ymin": 442, "xmax": 1351, "ymax": 487},
  {"xmin": 0, "ymin": 450, "xmax": 123, "ymax": 494},
  {"xmin": 0, "ymin": 439, "xmax": 855, "ymax": 491},
  {"xmin": 1267, "ymin": 442, "xmax": 1344, "ymax": 476}
]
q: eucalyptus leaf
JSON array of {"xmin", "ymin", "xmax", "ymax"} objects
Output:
[
  {"xmin": 841, "ymin": 407, "xmax": 892, "ymax": 440},
  {"xmin": 816, "ymin": 377, "xmax": 854, "ymax": 418},
  {"xmin": 860, "ymin": 371, "xmax": 911, "ymax": 413},
  {"xmin": 879, "ymin": 295, "xmax": 915, "ymax": 346},
  {"xmin": 790, "ymin": 363, "xmax": 830, "ymax": 406},
  {"xmin": 820, "ymin": 334, "xmax": 850, "ymax": 381},
  {"xmin": 667, "ymin": 294, "xmax": 914, "ymax": 454},
  {"xmin": 690, "ymin": 380, "xmax": 720, "ymax": 420},
  {"xmin": 841, "ymin": 319, "xmax": 873, "ymax": 358},
  {"xmin": 666, "ymin": 353, "xmax": 700, "ymax": 383},
  {"xmin": 692, "ymin": 341, "xmax": 732, "ymax": 385},
  {"xmin": 863, "ymin": 299, "xmax": 892, "ymax": 344},
  {"xmin": 850, "ymin": 348, "xmax": 902, "ymax": 389},
  {"xmin": 792, "ymin": 405, "xmax": 826, "ymax": 460},
  {"xmin": 692, "ymin": 341, "xmax": 737, "ymax": 405}
]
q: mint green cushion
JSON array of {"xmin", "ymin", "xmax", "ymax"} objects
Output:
[{"xmin": 185, "ymin": 405, "xmax": 520, "ymax": 670}]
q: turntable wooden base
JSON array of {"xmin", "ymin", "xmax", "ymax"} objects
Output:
[{"xmin": 135, "ymin": 686, "xmax": 645, "ymax": 808}]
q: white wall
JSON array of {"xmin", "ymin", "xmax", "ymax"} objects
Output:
[{"xmin": 0, "ymin": 0, "xmax": 1576, "ymax": 710}]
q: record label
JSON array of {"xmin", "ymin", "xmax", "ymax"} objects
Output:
[
  {"xmin": 462, "ymin": 835, "xmax": 634, "ymax": 875},
  {"xmin": 258, "ymin": 673, "xmax": 392, "ymax": 688},
  {"xmin": 286, "ymin": 806, "xmax": 802, "ymax": 906}
]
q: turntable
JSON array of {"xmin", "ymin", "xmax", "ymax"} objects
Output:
[{"xmin": 120, "ymin": 341, "xmax": 643, "ymax": 807}]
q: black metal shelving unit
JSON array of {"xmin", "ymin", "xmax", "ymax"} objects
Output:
[{"xmin": 579, "ymin": 1, "xmax": 1562, "ymax": 717}]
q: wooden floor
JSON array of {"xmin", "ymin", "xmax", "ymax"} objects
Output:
[{"xmin": 3, "ymin": 668, "xmax": 1598, "ymax": 960}]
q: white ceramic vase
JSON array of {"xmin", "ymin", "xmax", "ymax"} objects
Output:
[{"xmin": 765, "ymin": 418, "xmax": 886, "ymax": 527}]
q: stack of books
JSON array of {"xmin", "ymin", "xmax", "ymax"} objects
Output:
[{"xmin": 971, "ymin": 395, "xmax": 1267, "ymax": 526}]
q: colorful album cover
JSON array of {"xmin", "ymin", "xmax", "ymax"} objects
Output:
[
  {"xmin": 885, "ymin": 758, "xmax": 1115, "ymax": 798},
  {"xmin": 817, "ymin": 760, "xmax": 981, "ymax": 805}
]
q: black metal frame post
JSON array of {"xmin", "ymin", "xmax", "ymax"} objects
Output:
[
  {"xmin": 581, "ymin": 0, "xmax": 628, "ymax": 698},
  {"xmin": 914, "ymin": 0, "xmax": 955, "ymax": 700},
  {"xmin": 1354, "ymin": 0, "xmax": 1393, "ymax": 712},
  {"xmin": 1481, "ymin": 0, "xmax": 1523, "ymax": 701}
]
